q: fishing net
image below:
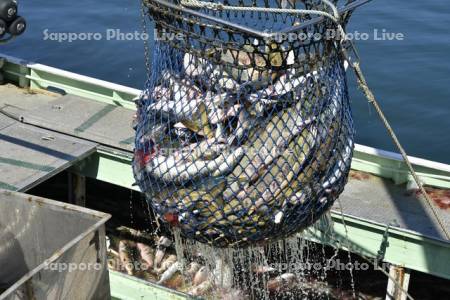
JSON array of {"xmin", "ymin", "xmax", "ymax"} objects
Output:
[{"xmin": 134, "ymin": 0, "xmax": 355, "ymax": 247}]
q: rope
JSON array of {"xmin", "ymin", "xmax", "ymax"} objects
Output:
[
  {"xmin": 179, "ymin": 0, "xmax": 450, "ymax": 240},
  {"xmin": 349, "ymin": 59, "xmax": 450, "ymax": 240},
  {"xmin": 333, "ymin": 4, "xmax": 449, "ymax": 241},
  {"xmin": 180, "ymin": 0, "xmax": 348, "ymax": 45},
  {"xmin": 180, "ymin": 0, "xmax": 340, "ymax": 22}
]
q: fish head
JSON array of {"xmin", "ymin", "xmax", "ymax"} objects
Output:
[{"xmin": 157, "ymin": 236, "xmax": 172, "ymax": 248}]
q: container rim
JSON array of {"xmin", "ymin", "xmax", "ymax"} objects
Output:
[
  {"xmin": 144, "ymin": 0, "xmax": 372, "ymax": 38},
  {"xmin": 0, "ymin": 189, "xmax": 111, "ymax": 299}
]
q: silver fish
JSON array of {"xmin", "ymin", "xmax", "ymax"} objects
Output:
[
  {"xmin": 209, "ymin": 104, "xmax": 242, "ymax": 125},
  {"xmin": 157, "ymin": 236, "xmax": 172, "ymax": 248},
  {"xmin": 214, "ymin": 123, "xmax": 227, "ymax": 142},
  {"xmin": 322, "ymin": 137, "xmax": 353, "ymax": 190},
  {"xmin": 138, "ymin": 123, "xmax": 168, "ymax": 146},
  {"xmin": 149, "ymin": 71, "xmax": 204, "ymax": 115},
  {"xmin": 180, "ymin": 137, "xmax": 228, "ymax": 161},
  {"xmin": 245, "ymin": 65, "xmax": 323, "ymax": 114},
  {"xmin": 150, "ymin": 85, "xmax": 171, "ymax": 101},
  {"xmin": 150, "ymin": 72, "xmax": 216, "ymax": 106},
  {"xmin": 247, "ymin": 68, "xmax": 302, "ymax": 101},
  {"xmin": 242, "ymin": 117, "xmax": 316, "ymax": 183},
  {"xmin": 153, "ymin": 236, "xmax": 171, "ymax": 269},
  {"xmin": 157, "ymin": 260, "xmax": 180, "ymax": 283},
  {"xmin": 149, "ymin": 88, "xmax": 234, "ymax": 134},
  {"xmin": 214, "ymin": 70, "xmax": 240, "ymax": 91},
  {"xmin": 183, "ymin": 53, "xmax": 214, "ymax": 78},
  {"xmin": 227, "ymin": 109, "xmax": 252, "ymax": 145},
  {"xmin": 148, "ymin": 90, "xmax": 201, "ymax": 121},
  {"xmin": 154, "ymin": 248, "xmax": 166, "ymax": 270},
  {"xmin": 146, "ymin": 147, "xmax": 245, "ymax": 183}
]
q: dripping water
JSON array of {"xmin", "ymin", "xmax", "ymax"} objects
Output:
[
  {"xmin": 169, "ymin": 214, "xmax": 360, "ymax": 300},
  {"xmin": 129, "ymin": 189, "xmax": 134, "ymax": 227}
]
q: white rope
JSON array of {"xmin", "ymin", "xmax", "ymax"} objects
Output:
[
  {"xmin": 322, "ymin": 0, "xmax": 340, "ymax": 19},
  {"xmin": 180, "ymin": 0, "xmax": 339, "ymax": 21},
  {"xmin": 180, "ymin": 0, "xmax": 347, "ymax": 39}
]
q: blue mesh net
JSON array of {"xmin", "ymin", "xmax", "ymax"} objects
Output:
[{"xmin": 134, "ymin": 0, "xmax": 355, "ymax": 247}]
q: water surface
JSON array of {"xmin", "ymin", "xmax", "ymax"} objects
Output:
[{"xmin": 2, "ymin": 0, "xmax": 449, "ymax": 163}]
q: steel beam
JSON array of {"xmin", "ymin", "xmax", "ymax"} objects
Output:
[
  {"xmin": 70, "ymin": 147, "xmax": 140, "ymax": 192},
  {"xmin": 303, "ymin": 213, "xmax": 450, "ymax": 280}
]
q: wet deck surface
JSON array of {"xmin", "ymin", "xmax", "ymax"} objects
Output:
[{"xmin": 1, "ymin": 84, "xmax": 449, "ymax": 240}]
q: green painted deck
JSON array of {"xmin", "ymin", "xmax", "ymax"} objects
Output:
[
  {"xmin": 110, "ymin": 271, "xmax": 194, "ymax": 300},
  {"xmin": 1, "ymin": 54, "xmax": 449, "ymax": 299}
]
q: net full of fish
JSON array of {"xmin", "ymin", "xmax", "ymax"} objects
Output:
[{"xmin": 134, "ymin": 0, "xmax": 355, "ymax": 247}]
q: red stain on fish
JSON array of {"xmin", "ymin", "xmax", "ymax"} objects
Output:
[
  {"xmin": 135, "ymin": 142, "xmax": 159, "ymax": 170},
  {"xmin": 164, "ymin": 212, "xmax": 179, "ymax": 226}
]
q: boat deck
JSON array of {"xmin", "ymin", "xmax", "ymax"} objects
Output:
[
  {"xmin": 341, "ymin": 170, "xmax": 449, "ymax": 239},
  {"xmin": 0, "ymin": 57, "xmax": 450, "ymax": 286},
  {"xmin": 0, "ymin": 85, "xmax": 96, "ymax": 191},
  {"xmin": 0, "ymin": 84, "xmax": 135, "ymax": 151},
  {"xmin": 0, "ymin": 85, "xmax": 450, "ymax": 239}
]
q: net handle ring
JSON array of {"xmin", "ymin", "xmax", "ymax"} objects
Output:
[{"xmin": 143, "ymin": 0, "xmax": 372, "ymax": 39}]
